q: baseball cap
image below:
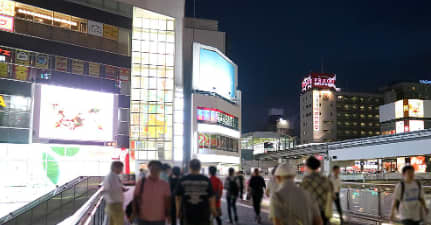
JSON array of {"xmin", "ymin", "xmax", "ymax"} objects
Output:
[{"xmin": 274, "ymin": 163, "xmax": 297, "ymax": 176}]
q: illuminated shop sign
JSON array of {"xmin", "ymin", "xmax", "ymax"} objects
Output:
[
  {"xmin": 198, "ymin": 133, "xmax": 239, "ymax": 153},
  {"xmin": 313, "ymin": 90, "xmax": 320, "ymax": 131},
  {"xmin": 420, "ymin": 80, "xmax": 431, "ymax": 85},
  {"xmin": 0, "ymin": 95, "xmax": 6, "ymax": 107},
  {"xmin": 394, "ymin": 99, "xmax": 424, "ymax": 119},
  {"xmin": 0, "ymin": 48, "xmax": 11, "ymax": 57},
  {"xmin": 0, "ymin": 14, "xmax": 14, "ymax": 32},
  {"xmin": 197, "ymin": 107, "xmax": 239, "ymax": 130},
  {"xmin": 301, "ymin": 72, "xmax": 336, "ymax": 92},
  {"xmin": 16, "ymin": 9, "xmax": 77, "ymax": 26}
]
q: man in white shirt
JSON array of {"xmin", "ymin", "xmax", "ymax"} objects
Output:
[
  {"xmin": 103, "ymin": 161, "xmax": 127, "ymax": 225},
  {"xmin": 329, "ymin": 165, "xmax": 343, "ymax": 224},
  {"xmin": 391, "ymin": 165, "xmax": 428, "ymax": 225}
]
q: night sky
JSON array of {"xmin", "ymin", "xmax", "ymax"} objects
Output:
[{"xmin": 185, "ymin": 0, "xmax": 431, "ymax": 133}]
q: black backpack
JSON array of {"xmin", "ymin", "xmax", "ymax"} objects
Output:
[
  {"xmin": 228, "ymin": 177, "xmax": 239, "ymax": 197},
  {"xmin": 395, "ymin": 180, "xmax": 422, "ymax": 210}
]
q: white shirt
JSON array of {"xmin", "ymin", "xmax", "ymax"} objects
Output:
[
  {"xmin": 330, "ymin": 175, "xmax": 341, "ymax": 193},
  {"xmin": 394, "ymin": 181, "xmax": 425, "ymax": 221},
  {"xmin": 102, "ymin": 172, "xmax": 124, "ymax": 204}
]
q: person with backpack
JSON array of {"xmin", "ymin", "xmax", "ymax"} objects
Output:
[
  {"xmin": 236, "ymin": 171, "xmax": 245, "ymax": 200},
  {"xmin": 225, "ymin": 167, "xmax": 239, "ymax": 224},
  {"xmin": 390, "ymin": 165, "xmax": 429, "ymax": 225},
  {"xmin": 209, "ymin": 166, "xmax": 223, "ymax": 225},
  {"xmin": 133, "ymin": 160, "xmax": 171, "ymax": 225}
]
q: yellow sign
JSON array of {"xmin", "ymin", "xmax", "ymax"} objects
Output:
[
  {"xmin": 0, "ymin": 96, "xmax": 5, "ymax": 107},
  {"xmin": 88, "ymin": 62, "xmax": 100, "ymax": 77},
  {"xmin": 0, "ymin": 0, "xmax": 15, "ymax": 16},
  {"xmin": 0, "ymin": 62, "xmax": 8, "ymax": 78},
  {"xmin": 15, "ymin": 65, "xmax": 28, "ymax": 81},
  {"xmin": 71, "ymin": 59, "xmax": 84, "ymax": 75},
  {"xmin": 103, "ymin": 24, "xmax": 119, "ymax": 41}
]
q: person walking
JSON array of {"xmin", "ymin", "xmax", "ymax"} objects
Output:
[
  {"xmin": 176, "ymin": 159, "xmax": 217, "ymax": 225},
  {"xmin": 248, "ymin": 168, "xmax": 266, "ymax": 224},
  {"xmin": 161, "ymin": 163, "xmax": 172, "ymax": 182},
  {"xmin": 169, "ymin": 166, "xmax": 182, "ymax": 225},
  {"xmin": 236, "ymin": 171, "xmax": 245, "ymax": 200},
  {"xmin": 225, "ymin": 168, "xmax": 239, "ymax": 224},
  {"xmin": 270, "ymin": 163, "xmax": 323, "ymax": 225},
  {"xmin": 266, "ymin": 166, "xmax": 279, "ymax": 221},
  {"xmin": 329, "ymin": 165, "xmax": 343, "ymax": 224},
  {"xmin": 133, "ymin": 160, "xmax": 171, "ymax": 225},
  {"xmin": 300, "ymin": 156, "xmax": 333, "ymax": 225},
  {"xmin": 102, "ymin": 161, "xmax": 127, "ymax": 225},
  {"xmin": 209, "ymin": 166, "xmax": 223, "ymax": 225},
  {"xmin": 390, "ymin": 165, "xmax": 429, "ymax": 225}
]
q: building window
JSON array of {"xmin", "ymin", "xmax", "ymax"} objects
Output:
[
  {"xmin": 368, "ymin": 131, "xmax": 373, "ymax": 135},
  {"xmin": 368, "ymin": 122, "xmax": 373, "ymax": 127},
  {"xmin": 360, "ymin": 105, "xmax": 365, "ymax": 110},
  {"xmin": 360, "ymin": 97, "xmax": 364, "ymax": 102},
  {"xmin": 338, "ymin": 96, "xmax": 344, "ymax": 100},
  {"xmin": 368, "ymin": 114, "xmax": 373, "ymax": 118},
  {"xmin": 352, "ymin": 114, "xmax": 357, "ymax": 118},
  {"xmin": 368, "ymin": 106, "xmax": 373, "ymax": 110},
  {"xmin": 352, "ymin": 105, "xmax": 357, "ymax": 109},
  {"xmin": 344, "ymin": 113, "xmax": 350, "ymax": 118},
  {"xmin": 345, "ymin": 122, "xmax": 350, "ymax": 126},
  {"xmin": 361, "ymin": 131, "xmax": 366, "ymax": 135},
  {"xmin": 376, "ymin": 131, "xmax": 381, "ymax": 135},
  {"xmin": 360, "ymin": 114, "xmax": 365, "ymax": 118},
  {"xmin": 353, "ymin": 122, "xmax": 358, "ymax": 126},
  {"xmin": 360, "ymin": 122, "xmax": 365, "ymax": 127},
  {"xmin": 351, "ymin": 96, "xmax": 357, "ymax": 101},
  {"xmin": 344, "ymin": 104, "xmax": 350, "ymax": 110},
  {"xmin": 375, "ymin": 114, "xmax": 380, "ymax": 119}
]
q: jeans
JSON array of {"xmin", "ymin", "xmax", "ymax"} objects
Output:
[
  {"xmin": 334, "ymin": 192, "xmax": 343, "ymax": 223},
  {"xmin": 252, "ymin": 194, "xmax": 263, "ymax": 217},
  {"xmin": 401, "ymin": 220, "xmax": 420, "ymax": 225},
  {"xmin": 226, "ymin": 196, "xmax": 238, "ymax": 222}
]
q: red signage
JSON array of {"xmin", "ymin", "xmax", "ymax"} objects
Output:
[
  {"xmin": 0, "ymin": 48, "xmax": 11, "ymax": 57},
  {"xmin": 301, "ymin": 72, "xmax": 336, "ymax": 92},
  {"xmin": 0, "ymin": 15, "xmax": 14, "ymax": 32}
]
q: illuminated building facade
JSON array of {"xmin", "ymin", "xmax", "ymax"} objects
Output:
[{"xmin": 300, "ymin": 72, "xmax": 383, "ymax": 144}]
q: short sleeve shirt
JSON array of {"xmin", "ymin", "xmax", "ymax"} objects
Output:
[
  {"xmin": 301, "ymin": 172, "xmax": 333, "ymax": 212},
  {"xmin": 394, "ymin": 181, "xmax": 425, "ymax": 221},
  {"xmin": 271, "ymin": 180, "xmax": 320, "ymax": 225},
  {"xmin": 102, "ymin": 172, "xmax": 124, "ymax": 204},
  {"xmin": 176, "ymin": 174, "xmax": 215, "ymax": 224}
]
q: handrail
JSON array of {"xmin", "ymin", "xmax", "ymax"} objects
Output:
[{"xmin": 0, "ymin": 176, "xmax": 86, "ymax": 224}]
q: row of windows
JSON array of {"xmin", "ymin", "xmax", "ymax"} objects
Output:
[
  {"xmin": 337, "ymin": 121, "xmax": 380, "ymax": 127},
  {"xmin": 337, "ymin": 113, "xmax": 379, "ymax": 119},
  {"xmin": 337, "ymin": 95, "xmax": 382, "ymax": 103},
  {"xmin": 338, "ymin": 130, "xmax": 381, "ymax": 136},
  {"xmin": 339, "ymin": 104, "xmax": 379, "ymax": 111}
]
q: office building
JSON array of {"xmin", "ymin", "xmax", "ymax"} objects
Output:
[{"xmin": 300, "ymin": 72, "xmax": 383, "ymax": 144}]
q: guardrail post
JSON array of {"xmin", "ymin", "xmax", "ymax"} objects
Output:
[{"xmin": 377, "ymin": 190, "xmax": 382, "ymax": 219}]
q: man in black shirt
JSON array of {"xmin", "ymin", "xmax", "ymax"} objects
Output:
[
  {"xmin": 176, "ymin": 159, "xmax": 217, "ymax": 225},
  {"xmin": 248, "ymin": 168, "xmax": 266, "ymax": 224}
]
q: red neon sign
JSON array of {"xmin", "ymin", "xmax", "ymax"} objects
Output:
[{"xmin": 301, "ymin": 72, "xmax": 336, "ymax": 92}]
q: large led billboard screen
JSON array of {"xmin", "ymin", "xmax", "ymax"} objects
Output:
[
  {"xmin": 38, "ymin": 85, "xmax": 114, "ymax": 142},
  {"xmin": 193, "ymin": 43, "xmax": 237, "ymax": 101}
]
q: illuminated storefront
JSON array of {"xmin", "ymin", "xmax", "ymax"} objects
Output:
[{"xmin": 130, "ymin": 7, "xmax": 176, "ymax": 161}]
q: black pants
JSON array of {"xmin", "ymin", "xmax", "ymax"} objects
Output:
[
  {"xmin": 226, "ymin": 196, "xmax": 238, "ymax": 222},
  {"xmin": 334, "ymin": 192, "xmax": 343, "ymax": 222},
  {"xmin": 320, "ymin": 210, "xmax": 329, "ymax": 225},
  {"xmin": 252, "ymin": 194, "xmax": 263, "ymax": 217},
  {"xmin": 401, "ymin": 220, "xmax": 420, "ymax": 225}
]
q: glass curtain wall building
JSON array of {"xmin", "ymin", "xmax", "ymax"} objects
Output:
[{"xmin": 130, "ymin": 7, "xmax": 175, "ymax": 161}]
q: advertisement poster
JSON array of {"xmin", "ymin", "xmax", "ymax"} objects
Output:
[
  {"xmin": 0, "ymin": 14, "xmax": 14, "ymax": 32},
  {"xmin": 71, "ymin": 59, "xmax": 84, "ymax": 75},
  {"xmin": 88, "ymin": 20, "xmax": 103, "ymax": 37},
  {"xmin": 15, "ymin": 50, "xmax": 30, "ymax": 66},
  {"xmin": 119, "ymin": 68, "xmax": 130, "ymax": 81},
  {"xmin": 35, "ymin": 54, "xmax": 49, "ymax": 69},
  {"xmin": 0, "ymin": 63, "xmax": 8, "ymax": 78},
  {"xmin": 408, "ymin": 100, "xmax": 424, "ymax": 118},
  {"xmin": 103, "ymin": 24, "xmax": 119, "ymax": 41},
  {"xmin": 14, "ymin": 65, "xmax": 28, "ymax": 81},
  {"xmin": 55, "ymin": 56, "xmax": 68, "ymax": 72},
  {"xmin": 38, "ymin": 85, "xmax": 114, "ymax": 142},
  {"xmin": 0, "ymin": 0, "xmax": 15, "ymax": 16},
  {"xmin": 88, "ymin": 62, "xmax": 100, "ymax": 77},
  {"xmin": 196, "ymin": 47, "xmax": 236, "ymax": 100},
  {"xmin": 104, "ymin": 65, "xmax": 118, "ymax": 80}
]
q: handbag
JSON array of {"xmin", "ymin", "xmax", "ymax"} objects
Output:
[{"xmin": 126, "ymin": 177, "xmax": 145, "ymax": 221}]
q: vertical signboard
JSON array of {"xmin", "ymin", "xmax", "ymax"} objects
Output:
[
  {"xmin": 88, "ymin": 20, "xmax": 103, "ymax": 37},
  {"xmin": 313, "ymin": 90, "xmax": 320, "ymax": 131},
  {"xmin": 55, "ymin": 56, "xmax": 68, "ymax": 72}
]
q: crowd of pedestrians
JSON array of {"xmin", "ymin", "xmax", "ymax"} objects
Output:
[{"xmin": 102, "ymin": 156, "xmax": 429, "ymax": 225}]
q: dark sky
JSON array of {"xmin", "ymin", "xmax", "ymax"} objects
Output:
[{"xmin": 185, "ymin": 0, "xmax": 431, "ymax": 132}]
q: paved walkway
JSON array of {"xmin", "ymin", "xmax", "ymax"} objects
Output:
[{"xmin": 219, "ymin": 199, "xmax": 271, "ymax": 225}]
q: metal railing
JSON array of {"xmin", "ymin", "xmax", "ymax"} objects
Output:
[{"xmin": 0, "ymin": 176, "xmax": 103, "ymax": 225}]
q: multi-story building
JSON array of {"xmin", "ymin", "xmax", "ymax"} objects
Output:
[
  {"xmin": 300, "ymin": 72, "xmax": 383, "ymax": 144},
  {"xmin": 379, "ymin": 82, "xmax": 431, "ymax": 135},
  {"xmin": 183, "ymin": 18, "xmax": 242, "ymax": 173}
]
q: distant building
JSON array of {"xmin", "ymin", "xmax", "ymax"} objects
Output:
[
  {"xmin": 379, "ymin": 82, "xmax": 431, "ymax": 135},
  {"xmin": 300, "ymin": 72, "xmax": 383, "ymax": 144}
]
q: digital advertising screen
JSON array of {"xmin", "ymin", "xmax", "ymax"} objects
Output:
[
  {"xmin": 193, "ymin": 43, "xmax": 237, "ymax": 101},
  {"xmin": 38, "ymin": 85, "xmax": 114, "ymax": 142}
]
